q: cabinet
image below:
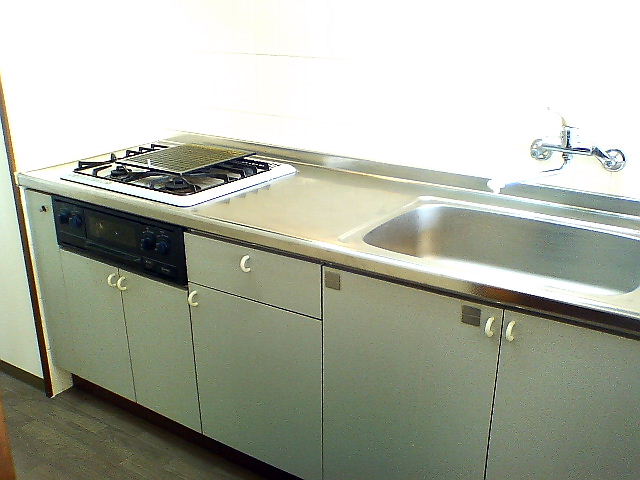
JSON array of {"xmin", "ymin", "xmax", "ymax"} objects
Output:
[
  {"xmin": 323, "ymin": 268, "xmax": 503, "ymax": 480},
  {"xmin": 119, "ymin": 269, "xmax": 201, "ymax": 432},
  {"xmin": 29, "ymin": 192, "xmax": 640, "ymax": 480},
  {"xmin": 190, "ymin": 286, "xmax": 321, "ymax": 480},
  {"xmin": 58, "ymin": 250, "xmax": 200, "ymax": 430},
  {"xmin": 58, "ymin": 250, "xmax": 135, "ymax": 399},
  {"xmin": 324, "ymin": 269, "xmax": 640, "ymax": 480},
  {"xmin": 186, "ymin": 233, "xmax": 322, "ymax": 480},
  {"xmin": 486, "ymin": 311, "xmax": 640, "ymax": 479}
]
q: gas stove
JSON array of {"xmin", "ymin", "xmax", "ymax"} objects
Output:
[{"xmin": 61, "ymin": 143, "xmax": 296, "ymax": 206}]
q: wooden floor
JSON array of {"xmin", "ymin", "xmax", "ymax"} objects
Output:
[{"xmin": 0, "ymin": 371, "xmax": 271, "ymax": 480}]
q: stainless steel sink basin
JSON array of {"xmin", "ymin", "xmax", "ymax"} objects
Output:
[{"xmin": 360, "ymin": 202, "xmax": 640, "ymax": 296}]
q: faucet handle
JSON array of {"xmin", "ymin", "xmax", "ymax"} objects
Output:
[
  {"xmin": 530, "ymin": 139, "xmax": 552, "ymax": 161},
  {"xmin": 597, "ymin": 148, "xmax": 626, "ymax": 172}
]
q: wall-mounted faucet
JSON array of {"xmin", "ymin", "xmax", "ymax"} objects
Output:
[
  {"xmin": 530, "ymin": 125, "xmax": 626, "ymax": 172},
  {"xmin": 487, "ymin": 124, "xmax": 626, "ymax": 193}
]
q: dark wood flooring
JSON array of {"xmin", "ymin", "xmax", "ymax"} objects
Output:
[{"xmin": 0, "ymin": 371, "xmax": 271, "ymax": 479}]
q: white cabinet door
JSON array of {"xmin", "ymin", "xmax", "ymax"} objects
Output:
[
  {"xmin": 487, "ymin": 311, "xmax": 640, "ymax": 479},
  {"xmin": 190, "ymin": 284, "xmax": 321, "ymax": 480},
  {"xmin": 58, "ymin": 250, "xmax": 135, "ymax": 400},
  {"xmin": 323, "ymin": 269, "xmax": 503, "ymax": 480},
  {"xmin": 120, "ymin": 269, "xmax": 201, "ymax": 431}
]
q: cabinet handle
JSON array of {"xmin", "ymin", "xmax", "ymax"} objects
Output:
[
  {"xmin": 116, "ymin": 276, "xmax": 128, "ymax": 291},
  {"xmin": 107, "ymin": 273, "xmax": 118, "ymax": 288},
  {"xmin": 506, "ymin": 320, "xmax": 517, "ymax": 342},
  {"xmin": 484, "ymin": 317, "xmax": 495, "ymax": 337},
  {"xmin": 240, "ymin": 255, "xmax": 251, "ymax": 273},
  {"xmin": 187, "ymin": 290, "xmax": 199, "ymax": 307}
]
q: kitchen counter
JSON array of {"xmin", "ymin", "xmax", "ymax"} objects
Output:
[{"xmin": 18, "ymin": 133, "xmax": 640, "ymax": 334}]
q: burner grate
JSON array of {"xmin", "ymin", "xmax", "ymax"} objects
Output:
[{"xmin": 117, "ymin": 144, "xmax": 254, "ymax": 175}]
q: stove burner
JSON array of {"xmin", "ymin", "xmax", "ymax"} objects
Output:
[
  {"xmin": 109, "ymin": 165, "xmax": 133, "ymax": 178},
  {"xmin": 66, "ymin": 143, "xmax": 295, "ymax": 206},
  {"xmin": 150, "ymin": 176, "xmax": 202, "ymax": 195}
]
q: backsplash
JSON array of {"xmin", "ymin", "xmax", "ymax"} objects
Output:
[{"xmin": 2, "ymin": 1, "xmax": 638, "ymax": 198}]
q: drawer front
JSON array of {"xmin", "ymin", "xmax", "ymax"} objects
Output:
[{"xmin": 185, "ymin": 233, "xmax": 321, "ymax": 318}]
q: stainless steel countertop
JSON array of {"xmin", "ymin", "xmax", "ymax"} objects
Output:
[{"xmin": 18, "ymin": 133, "xmax": 640, "ymax": 333}]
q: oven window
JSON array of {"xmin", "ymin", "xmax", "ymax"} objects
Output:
[{"xmin": 86, "ymin": 212, "xmax": 137, "ymax": 250}]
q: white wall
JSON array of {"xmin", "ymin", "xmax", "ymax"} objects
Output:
[
  {"xmin": 2, "ymin": 0, "xmax": 639, "ymax": 197},
  {"xmin": 0, "ymin": 121, "xmax": 43, "ymax": 377}
]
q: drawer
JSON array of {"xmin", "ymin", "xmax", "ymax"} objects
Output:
[{"xmin": 185, "ymin": 233, "xmax": 321, "ymax": 318}]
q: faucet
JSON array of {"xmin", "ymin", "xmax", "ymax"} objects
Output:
[
  {"xmin": 487, "ymin": 124, "xmax": 626, "ymax": 193},
  {"xmin": 530, "ymin": 125, "xmax": 626, "ymax": 172}
]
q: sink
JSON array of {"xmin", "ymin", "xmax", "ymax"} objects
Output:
[{"xmin": 361, "ymin": 203, "xmax": 640, "ymax": 296}]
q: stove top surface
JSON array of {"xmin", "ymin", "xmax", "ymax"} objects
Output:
[{"xmin": 61, "ymin": 142, "xmax": 297, "ymax": 206}]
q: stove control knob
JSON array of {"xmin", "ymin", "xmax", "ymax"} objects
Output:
[
  {"xmin": 140, "ymin": 233, "xmax": 156, "ymax": 251},
  {"xmin": 58, "ymin": 210, "xmax": 71, "ymax": 225},
  {"xmin": 155, "ymin": 237, "xmax": 171, "ymax": 255},
  {"xmin": 69, "ymin": 213, "xmax": 84, "ymax": 228}
]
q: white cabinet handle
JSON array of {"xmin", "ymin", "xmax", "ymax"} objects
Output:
[
  {"xmin": 187, "ymin": 290, "xmax": 199, "ymax": 307},
  {"xmin": 484, "ymin": 317, "xmax": 495, "ymax": 338},
  {"xmin": 116, "ymin": 276, "xmax": 128, "ymax": 291},
  {"xmin": 107, "ymin": 273, "xmax": 118, "ymax": 288},
  {"xmin": 506, "ymin": 320, "xmax": 517, "ymax": 342},
  {"xmin": 240, "ymin": 255, "xmax": 251, "ymax": 273}
]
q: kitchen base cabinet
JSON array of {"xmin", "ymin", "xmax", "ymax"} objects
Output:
[
  {"xmin": 486, "ymin": 311, "xmax": 640, "ymax": 479},
  {"xmin": 190, "ymin": 285, "xmax": 321, "ymax": 480},
  {"xmin": 58, "ymin": 250, "xmax": 200, "ymax": 431},
  {"xmin": 323, "ymin": 269, "xmax": 503, "ymax": 480},
  {"xmin": 58, "ymin": 249, "xmax": 135, "ymax": 400},
  {"xmin": 120, "ymin": 269, "xmax": 201, "ymax": 432}
]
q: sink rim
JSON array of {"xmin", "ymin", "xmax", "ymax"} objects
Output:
[
  {"xmin": 340, "ymin": 195, "xmax": 640, "ymax": 244},
  {"xmin": 338, "ymin": 195, "xmax": 640, "ymax": 298}
]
